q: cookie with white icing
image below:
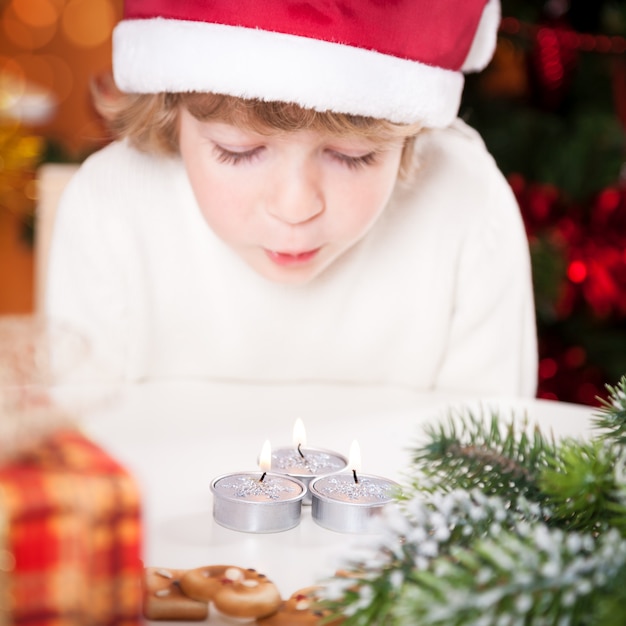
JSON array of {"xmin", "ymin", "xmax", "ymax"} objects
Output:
[{"xmin": 143, "ymin": 567, "xmax": 209, "ymax": 621}]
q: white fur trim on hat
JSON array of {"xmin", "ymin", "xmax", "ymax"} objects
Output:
[
  {"xmin": 113, "ymin": 18, "xmax": 464, "ymax": 127},
  {"xmin": 462, "ymin": 0, "xmax": 501, "ymax": 71},
  {"xmin": 113, "ymin": 0, "xmax": 501, "ymax": 127}
]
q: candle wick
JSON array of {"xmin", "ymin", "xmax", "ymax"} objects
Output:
[
  {"xmin": 297, "ymin": 443, "xmax": 305, "ymax": 459},
  {"xmin": 259, "ymin": 472, "xmax": 266, "ymax": 482},
  {"xmin": 353, "ymin": 469, "xmax": 359, "ymax": 484}
]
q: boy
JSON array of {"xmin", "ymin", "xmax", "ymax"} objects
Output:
[{"xmin": 45, "ymin": 0, "xmax": 538, "ymax": 396}]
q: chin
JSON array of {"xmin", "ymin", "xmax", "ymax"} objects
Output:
[{"xmin": 258, "ymin": 265, "xmax": 322, "ymax": 286}]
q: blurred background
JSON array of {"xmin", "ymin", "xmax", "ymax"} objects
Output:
[
  {"xmin": 0, "ymin": 0, "xmax": 121, "ymax": 310},
  {"xmin": 0, "ymin": 0, "xmax": 625, "ymax": 406}
]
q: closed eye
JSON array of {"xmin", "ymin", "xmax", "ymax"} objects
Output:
[
  {"xmin": 329, "ymin": 151, "xmax": 379, "ymax": 170},
  {"xmin": 213, "ymin": 145, "xmax": 264, "ymax": 165}
]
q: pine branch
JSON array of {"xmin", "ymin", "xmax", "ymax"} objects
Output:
[
  {"xmin": 395, "ymin": 527, "xmax": 626, "ymax": 626},
  {"xmin": 591, "ymin": 559, "xmax": 626, "ymax": 626},
  {"xmin": 593, "ymin": 376, "xmax": 626, "ymax": 445},
  {"xmin": 411, "ymin": 408, "xmax": 557, "ymax": 506},
  {"xmin": 539, "ymin": 439, "xmax": 626, "ymax": 534},
  {"xmin": 321, "ymin": 489, "xmax": 626, "ymax": 626},
  {"xmin": 320, "ymin": 378, "xmax": 626, "ymax": 625},
  {"xmin": 319, "ymin": 491, "xmax": 546, "ymax": 625}
]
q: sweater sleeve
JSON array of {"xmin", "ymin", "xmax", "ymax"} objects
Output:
[
  {"xmin": 44, "ymin": 157, "xmax": 131, "ymax": 383},
  {"xmin": 433, "ymin": 161, "xmax": 538, "ymax": 398}
]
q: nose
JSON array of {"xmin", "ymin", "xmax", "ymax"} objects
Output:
[{"xmin": 265, "ymin": 164, "xmax": 324, "ymax": 225}]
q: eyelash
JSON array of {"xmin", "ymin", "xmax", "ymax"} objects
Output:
[
  {"xmin": 213, "ymin": 146, "xmax": 262, "ymax": 165},
  {"xmin": 330, "ymin": 151, "xmax": 378, "ymax": 170},
  {"xmin": 212, "ymin": 145, "xmax": 379, "ymax": 169}
]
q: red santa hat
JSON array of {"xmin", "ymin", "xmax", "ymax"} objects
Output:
[{"xmin": 112, "ymin": 0, "xmax": 500, "ymax": 128}]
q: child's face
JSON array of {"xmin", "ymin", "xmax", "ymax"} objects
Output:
[{"xmin": 178, "ymin": 108, "xmax": 404, "ymax": 284}]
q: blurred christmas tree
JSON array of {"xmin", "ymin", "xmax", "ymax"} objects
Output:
[{"xmin": 460, "ymin": 0, "xmax": 626, "ymax": 406}]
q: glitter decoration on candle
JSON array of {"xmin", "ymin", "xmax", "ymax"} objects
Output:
[
  {"xmin": 210, "ymin": 440, "xmax": 306, "ymax": 533},
  {"xmin": 310, "ymin": 440, "xmax": 399, "ymax": 533},
  {"xmin": 314, "ymin": 475, "xmax": 394, "ymax": 502},
  {"xmin": 217, "ymin": 474, "xmax": 297, "ymax": 500},
  {"xmin": 269, "ymin": 419, "xmax": 347, "ymax": 505}
]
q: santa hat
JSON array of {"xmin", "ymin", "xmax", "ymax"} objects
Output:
[{"xmin": 113, "ymin": 0, "xmax": 500, "ymax": 128}]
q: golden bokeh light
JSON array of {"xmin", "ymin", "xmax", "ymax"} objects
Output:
[
  {"xmin": 0, "ymin": 53, "xmax": 74, "ymax": 119},
  {"xmin": 11, "ymin": 0, "xmax": 62, "ymax": 29},
  {"xmin": 45, "ymin": 54, "xmax": 73, "ymax": 103},
  {"xmin": 9, "ymin": 54, "xmax": 55, "ymax": 94},
  {"xmin": 3, "ymin": 7, "xmax": 33, "ymax": 49},
  {"xmin": 0, "ymin": 56, "xmax": 27, "ymax": 97},
  {"xmin": 61, "ymin": 0, "xmax": 116, "ymax": 48},
  {"xmin": 0, "ymin": 113, "xmax": 22, "ymax": 137},
  {"xmin": 3, "ymin": 3, "xmax": 57, "ymax": 50}
]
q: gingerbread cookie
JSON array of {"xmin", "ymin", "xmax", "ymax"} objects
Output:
[
  {"xmin": 180, "ymin": 565, "xmax": 282, "ymax": 619},
  {"xmin": 178, "ymin": 565, "xmax": 236, "ymax": 602},
  {"xmin": 143, "ymin": 567, "xmax": 209, "ymax": 621},
  {"xmin": 257, "ymin": 586, "xmax": 343, "ymax": 625}
]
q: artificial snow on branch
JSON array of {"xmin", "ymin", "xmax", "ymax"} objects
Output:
[{"xmin": 318, "ymin": 376, "xmax": 626, "ymax": 626}]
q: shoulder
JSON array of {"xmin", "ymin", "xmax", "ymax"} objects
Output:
[
  {"xmin": 438, "ymin": 117, "xmax": 488, "ymax": 147},
  {"xmin": 413, "ymin": 118, "xmax": 499, "ymax": 186},
  {"xmin": 71, "ymin": 140, "xmax": 181, "ymax": 196},
  {"xmin": 396, "ymin": 118, "xmax": 517, "ymax": 219},
  {"xmin": 80, "ymin": 139, "xmax": 172, "ymax": 169},
  {"xmin": 383, "ymin": 119, "xmax": 526, "ymax": 257},
  {"xmin": 57, "ymin": 140, "xmax": 189, "ymax": 233}
]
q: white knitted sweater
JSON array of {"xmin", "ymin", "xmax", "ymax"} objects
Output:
[{"xmin": 46, "ymin": 120, "xmax": 538, "ymax": 396}]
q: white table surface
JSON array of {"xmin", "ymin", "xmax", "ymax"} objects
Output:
[{"xmin": 77, "ymin": 381, "xmax": 597, "ymax": 624}]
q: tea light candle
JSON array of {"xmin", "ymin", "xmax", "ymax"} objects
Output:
[
  {"xmin": 269, "ymin": 419, "xmax": 347, "ymax": 505},
  {"xmin": 211, "ymin": 440, "xmax": 307, "ymax": 533},
  {"xmin": 310, "ymin": 440, "xmax": 399, "ymax": 533}
]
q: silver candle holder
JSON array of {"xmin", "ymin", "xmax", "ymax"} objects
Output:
[
  {"xmin": 211, "ymin": 471, "xmax": 306, "ymax": 533},
  {"xmin": 210, "ymin": 439, "xmax": 306, "ymax": 533},
  {"xmin": 270, "ymin": 446, "xmax": 347, "ymax": 505},
  {"xmin": 268, "ymin": 418, "xmax": 347, "ymax": 505},
  {"xmin": 309, "ymin": 473, "xmax": 399, "ymax": 533},
  {"xmin": 309, "ymin": 440, "xmax": 399, "ymax": 533}
]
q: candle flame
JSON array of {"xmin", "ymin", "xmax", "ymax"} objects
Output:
[
  {"xmin": 259, "ymin": 439, "xmax": 272, "ymax": 472},
  {"xmin": 348, "ymin": 440, "xmax": 361, "ymax": 472},
  {"xmin": 292, "ymin": 418, "xmax": 307, "ymax": 448}
]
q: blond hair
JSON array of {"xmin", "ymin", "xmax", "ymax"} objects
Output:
[{"xmin": 93, "ymin": 79, "xmax": 422, "ymax": 179}]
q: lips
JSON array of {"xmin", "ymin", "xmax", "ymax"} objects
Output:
[{"xmin": 265, "ymin": 248, "xmax": 321, "ymax": 266}]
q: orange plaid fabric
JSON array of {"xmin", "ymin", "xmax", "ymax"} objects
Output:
[{"xmin": 0, "ymin": 429, "xmax": 143, "ymax": 625}]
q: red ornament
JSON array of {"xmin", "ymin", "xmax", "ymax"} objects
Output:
[
  {"xmin": 536, "ymin": 336, "xmax": 607, "ymax": 406},
  {"xmin": 527, "ymin": 23, "xmax": 579, "ymax": 110},
  {"xmin": 590, "ymin": 186, "xmax": 626, "ymax": 246},
  {"xmin": 509, "ymin": 174, "xmax": 563, "ymax": 236}
]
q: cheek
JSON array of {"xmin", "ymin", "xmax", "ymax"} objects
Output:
[
  {"xmin": 183, "ymin": 157, "xmax": 252, "ymax": 237},
  {"xmin": 197, "ymin": 183, "xmax": 250, "ymax": 239},
  {"xmin": 333, "ymin": 164, "xmax": 401, "ymax": 238},
  {"xmin": 178, "ymin": 121, "xmax": 245, "ymax": 237}
]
